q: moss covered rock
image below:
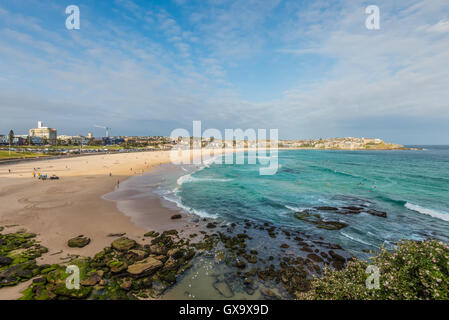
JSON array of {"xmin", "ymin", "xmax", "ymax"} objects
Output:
[
  {"xmin": 112, "ymin": 237, "xmax": 136, "ymax": 251},
  {"xmin": 67, "ymin": 236, "xmax": 91, "ymax": 248}
]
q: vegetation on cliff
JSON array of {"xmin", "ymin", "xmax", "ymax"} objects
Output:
[{"xmin": 299, "ymin": 240, "xmax": 449, "ymax": 300}]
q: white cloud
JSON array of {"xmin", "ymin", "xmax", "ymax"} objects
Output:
[{"xmin": 0, "ymin": 0, "xmax": 448, "ymax": 144}]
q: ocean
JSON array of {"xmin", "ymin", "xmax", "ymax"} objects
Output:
[{"xmin": 157, "ymin": 146, "xmax": 449, "ymax": 259}]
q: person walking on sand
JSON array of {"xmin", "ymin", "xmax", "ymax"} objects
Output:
[{"xmin": 117, "ymin": 180, "xmax": 120, "ymax": 188}]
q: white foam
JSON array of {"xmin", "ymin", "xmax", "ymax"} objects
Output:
[
  {"xmin": 176, "ymin": 174, "xmax": 233, "ymax": 186},
  {"xmin": 161, "ymin": 194, "xmax": 218, "ymax": 219},
  {"xmin": 341, "ymin": 231, "xmax": 377, "ymax": 247},
  {"xmin": 285, "ymin": 205, "xmax": 308, "ymax": 212},
  {"xmin": 405, "ymin": 202, "xmax": 449, "ymax": 222}
]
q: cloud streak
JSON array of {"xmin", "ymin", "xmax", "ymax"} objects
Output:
[{"xmin": 0, "ymin": 0, "xmax": 448, "ymax": 144}]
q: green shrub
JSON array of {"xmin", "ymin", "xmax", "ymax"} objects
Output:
[{"xmin": 299, "ymin": 240, "xmax": 449, "ymax": 300}]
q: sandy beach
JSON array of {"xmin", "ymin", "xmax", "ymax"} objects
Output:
[
  {"xmin": 0, "ymin": 148, "xmax": 252, "ymax": 299},
  {"xmin": 0, "ymin": 150, "xmax": 188, "ymax": 298}
]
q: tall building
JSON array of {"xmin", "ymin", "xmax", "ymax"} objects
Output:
[{"xmin": 29, "ymin": 121, "xmax": 57, "ymax": 145}]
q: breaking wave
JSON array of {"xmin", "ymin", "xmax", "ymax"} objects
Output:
[{"xmin": 405, "ymin": 202, "xmax": 449, "ymax": 222}]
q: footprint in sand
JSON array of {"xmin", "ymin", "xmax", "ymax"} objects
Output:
[{"xmin": 19, "ymin": 196, "xmax": 72, "ymax": 209}]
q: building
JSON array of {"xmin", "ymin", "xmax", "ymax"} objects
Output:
[
  {"xmin": 0, "ymin": 135, "xmax": 7, "ymax": 145},
  {"xmin": 29, "ymin": 121, "xmax": 57, "ymax": 145},
  {"xmin": 57, "ymin": 134, "xmax": 89, "ymax": 145}
]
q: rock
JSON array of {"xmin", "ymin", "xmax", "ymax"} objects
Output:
[
  {"xmin": 167, "ymin": 248, "xmax": 182, "ymax": 259},
  {"xmin": 32, "ymin": 277, "xmax": 47, "ymax": 285},
  {"xmin": 341, "ymin": 206, "xmax": 363, "ymax": 212},
  {"xmin": 301, "ymin": 246, "xmax": 313, "ymax": 253},
  {"xmin": 67, "ymin": 236, "xmax": 90, "ymax": 248},
  {"xmin": 153, "ymin": 255, "xmax": 168, "ymax": 263},
  {"xmin": 317, "ymin": 221, "xmax": 348, "ymax": 230},
  {"xmin": 163, "ymin": 257, "xmax": 177, "ymax": 271},
  {"xmin": 315, "ymin": 206, "xmax": 339, "ymax": 211},
  {"xmin": 111, "ymin": 237, "xmax": 136, "ymax": 251},
  {"xmin": 206, "ymin": 223, "xmax": 217, "ymax": 229},
  {"xmin": 245, "ymin": 287, "xmax": 255, "ymax": 295},
  {"xmin": 328, "ymin": 250, "xmax": 345, "ymax": 262},
  {"xmin": 129, "ymin": 249, "xmax": 147, "ymax": 260},
  {"xmin": 214, "ymin": 250, "xmax": 226, "ymax": 263},
  {"xmin": 232, "ymin": 260, "xmax": 246, "ymax": 269},
  {"xmin": 260, "ymin": 288, "xmax": 280, "ymax": 300},
  {"xmin": 213, "ymin": 281, "xmax": 234, "ymax": 298},
  {"xmin": 51, "ymin": 282, "xmax": 91, "ymax": 299},
  {"xmin": 81, "ymin": 272, "xmax": 101, "ymax": 286},
  {"xmin": 107, "ymin": 233, "xmax": 126, "ymax": 237},
  {"xmin": 127, "ymin": 257, "xmax": 163, "ymax": 276},
  {"xmin": 247, "ymin": 256, "xmax": 257, "ymax": 264},
  {"xmin": 320, "ymin": 252, "xmax": 329, "ymax": 259},
  {"xmin": 366, "ymin": 209, "xmax": 387, "ymax": 218},
  {"xmin": 108, "ymin": 260, "xmax": 128, "ymax": 273},
  {"xmin": 295, "ymin": 211, "xmax": 348, "ymax": 230},
  {"xmin": 307, "ymin": 253, "xmax": 323, "ymax": 263},
  {"xmin": 171, "ymin": 214, "xmax": 182, "ymax": 220},
  {"xmin": 150, "ymin": 281, "xmax": 168, "ymax": 297},
  {"xmin": 0, "ymin": 256, "xmax": 12, "ymax": 266},
  {"xmin": 120, "ymin": 280, "xmax": 132, "ymax": 291},
  {"xmin": 332, "ymin": 260, "xmax": 345, "ymax": 270},
  {"xmin": 149, "ymin": 244, "xmax": 167, "ymax": 255},
  {"xmin": 280, "ymin": 244, "xmax": 289, "ymax": 249},
  {"xmin": 144, "ymin": 231, "xmax": 160, "ymax": 237}
]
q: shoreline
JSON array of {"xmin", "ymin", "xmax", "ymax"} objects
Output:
[
  {"xmin": 0, "ymin": 150, "xmax": 181, "ymax": 299},
  {"xmin": 2, "ymin": 148, "xmax": 445, "ymax": 300},
  {"xmin": 0, "ymin": 148, "xmax": 255, "ymax": 299}
]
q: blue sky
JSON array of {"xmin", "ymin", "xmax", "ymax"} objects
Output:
[{"xmin": 0, "ymin": 0, "xmax": 448, "ymax": 144}]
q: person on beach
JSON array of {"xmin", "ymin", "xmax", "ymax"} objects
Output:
[{"xmin": 117, "ymin": 180, "xmax": 120, "ymax": 188}]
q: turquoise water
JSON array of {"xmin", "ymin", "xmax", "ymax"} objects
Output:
[{"xmin": 162, "ymin": 146, "xmax": 449, "ymax": 257}]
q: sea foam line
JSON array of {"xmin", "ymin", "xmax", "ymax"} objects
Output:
[
  {"xmin": 161, "ymin": 194, "xmax": 218, "ymax": 219},
  {"xmin": 405, "ymin": 202, "xmax": 449, "ymax": 222},
  {"xmin": 176, "ymin": 174, "xmax": 233, "ymax": 186},
  {"xmin": 340, "ymin": 231, "xmax": 378, "ymax": 247}
]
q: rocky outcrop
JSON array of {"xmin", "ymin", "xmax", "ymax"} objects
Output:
[
  {"xmin": 111, "ymin": 237, "xmax": 136, "ymax": 251},
  {"xmin": 127, "ymin": 256, "xmax": 163, "ymax": 275},
  {"xmin": 294, "ymin": 211, "xmax": 348, "ymax": 230},
  {"xmin": 67, "ymin": 236, "xmax": 91, "ymax": 248},
  {"xmin": 213, "ymin": 281, "xmax": 234, "ymax": 298}
]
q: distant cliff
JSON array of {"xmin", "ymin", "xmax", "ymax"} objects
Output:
[{"xmin": 279, "ymin": 137, "xmax": 406, "ymax": 150}]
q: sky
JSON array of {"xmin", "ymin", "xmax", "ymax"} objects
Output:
[{"xmin": 0, "ymin": 0, "xmax": 448, "ymax": 144}]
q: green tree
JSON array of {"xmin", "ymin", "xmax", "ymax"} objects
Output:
[{"xmin": 8, "ymin": 130, "xmax": 14, "ymax": 145}]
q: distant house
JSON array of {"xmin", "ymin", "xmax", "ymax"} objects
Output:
[
  {"xmin": 0, "ymin": 135, "xmax": 7, "ymax": 145},
  {"xmin": 29, "ymin": 121, "xmax": 57, "ymax": 145}
]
